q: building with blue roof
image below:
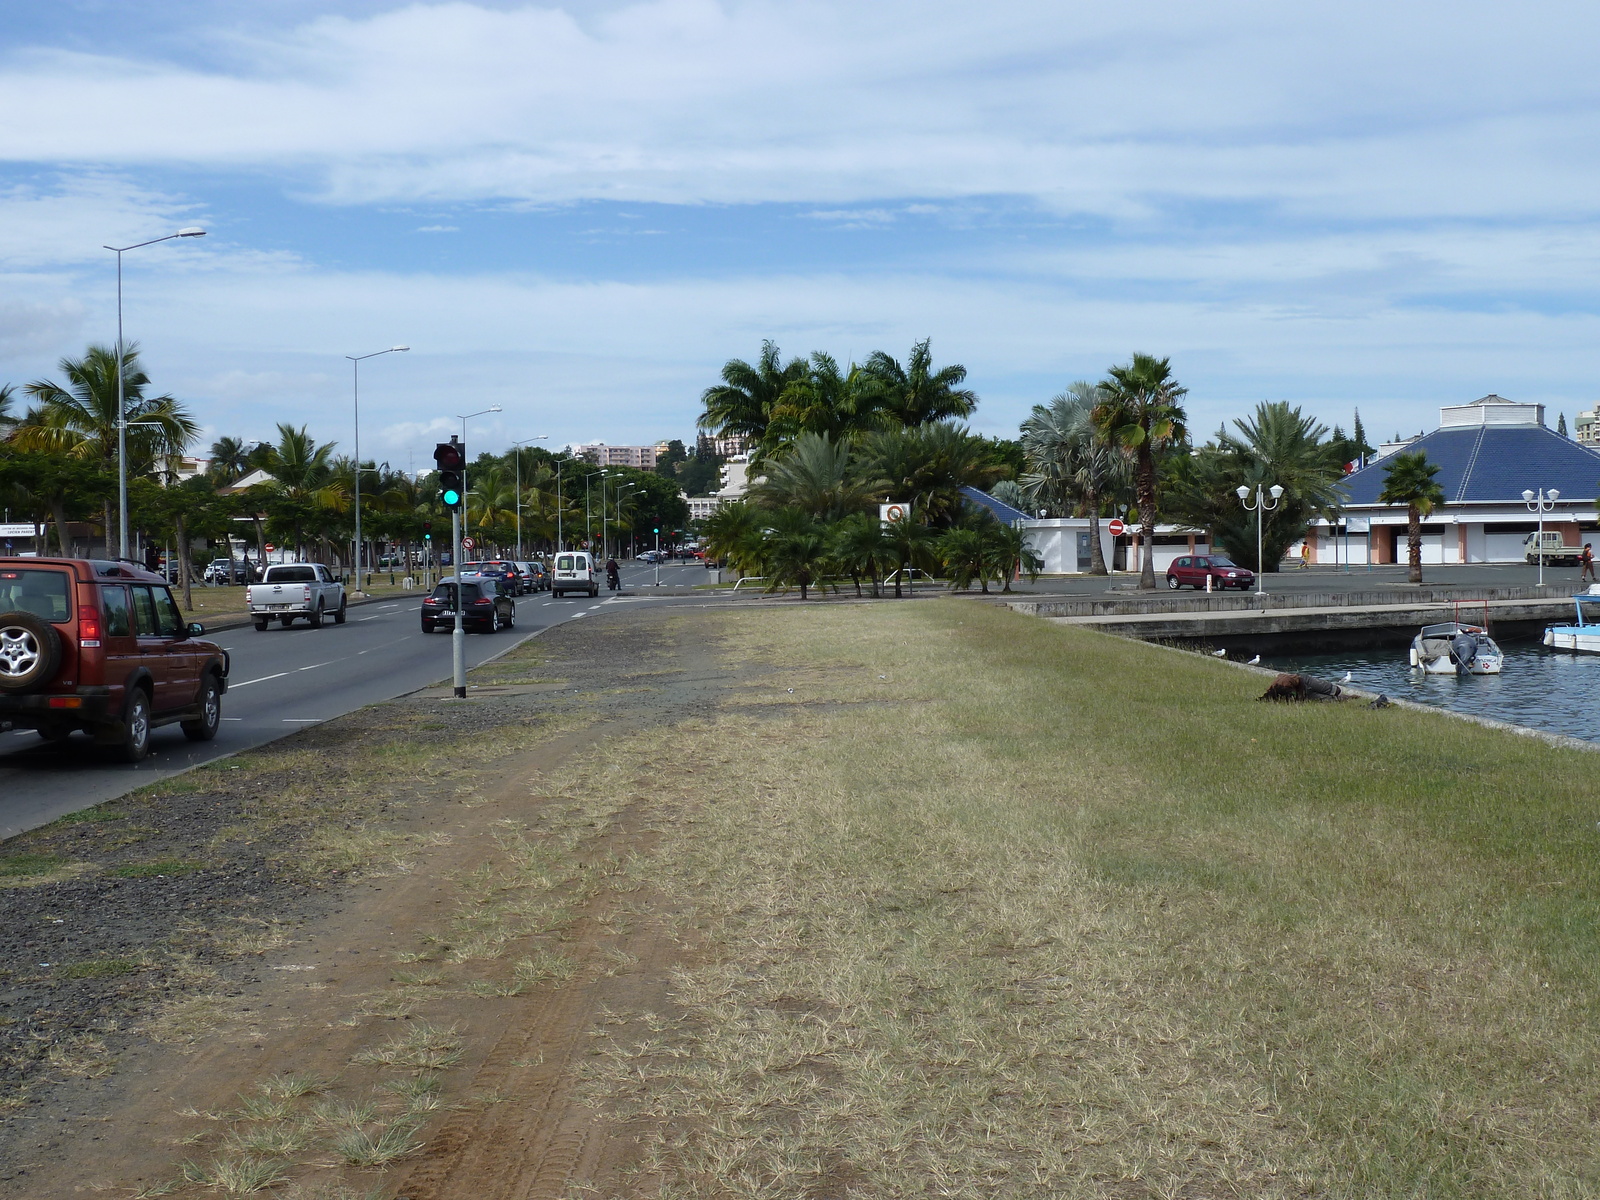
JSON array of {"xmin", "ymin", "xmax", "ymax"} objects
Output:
[{"xmin": 1309, "ymin": 395, "xmax": 1600, "ymax": 565}]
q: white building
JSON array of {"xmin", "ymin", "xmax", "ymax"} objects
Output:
[
  {"xmin": 573, "ymin": 442, "xmax": 659, "ymax": 469},
  {"xmin": 686, "ymin": 495, "xmax": 722, "ymax": 521},
  {"xmin": 717, "ymin": 455, "xmax": 752, "ymax": 501}
]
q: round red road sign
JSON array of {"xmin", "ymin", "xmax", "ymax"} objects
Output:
[
  {"xmin": 1108, "ymin": 518, "xmax": 1126, "ymax": 536},
  {"xmin": 264, "ymin": 543, "xmax": 275, "ymax": 552},
  {"xmin": 462, "ymin": 536, "xmax": 476, "ymax": 551}
]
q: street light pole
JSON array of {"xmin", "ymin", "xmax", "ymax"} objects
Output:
[
  {"xmin": 345, "ymin": 346, "xmax": 408, "ymax": 593},
  {"xmin": 512, "ymin": 435, "xmax": 549, "ymax": 560},
  {"xmin": 451, "ymin": 406, "xmax": 501, "ymax": 698},
  {"xmin": 105, "ymin": 227, "xmax": 206, "ymax": 560},
  {"xmin": 1236, "ymin": 483, "xmax": 1284, "ymax": 596},
  {"xmin": 582, "ymin": 469, "xmax": 605, "ymax": 553},
  {"xmin": 1523, "ymin": 487, "xmax": 1561, "ymax": 587}
]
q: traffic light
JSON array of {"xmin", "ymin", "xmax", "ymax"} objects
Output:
[
  {"xmin": 434, "ymin": 439, "xmax": 465, "ymax": 508},
  {"xmin": 423, "ymin": 520, "xmax": 433, "ymax": 542}
]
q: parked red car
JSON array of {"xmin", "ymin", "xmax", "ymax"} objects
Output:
[
  {"xmin": 1165, "ymin": 554, "xmax": 1256, "ymax": 590},
  {"xmin": 0, "ymin": 558, "xmax": 229, "ymax": 761}
]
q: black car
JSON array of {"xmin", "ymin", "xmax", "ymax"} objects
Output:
[{"xmin": 421, "ymin": 575, "xmax": 516, "ymax": 634}]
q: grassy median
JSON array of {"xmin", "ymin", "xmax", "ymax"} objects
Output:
[{"xmin": 581, "ymin": 600, "xmax": 1600, "ymax": 1197}]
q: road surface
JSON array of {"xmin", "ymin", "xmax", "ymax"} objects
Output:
[{"xmin": 0, "ymin": 564, "xmax": 712, "ymax": 839}]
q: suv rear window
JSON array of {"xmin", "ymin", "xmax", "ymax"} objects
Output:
[
  {"xmin": 0, "ymin": 569, "xmax": 72, "ymax": 623},
  {"xmin": 265, "ymin": 566, "xmax": 317, "ymax": 583}
]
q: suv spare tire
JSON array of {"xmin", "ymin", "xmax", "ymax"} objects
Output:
[{"xmin": 0, "ymin": 610, "xmax": 61, "ymax": 694}]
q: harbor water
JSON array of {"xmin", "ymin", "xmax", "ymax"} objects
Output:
[{"xmin": 1261, "ymin": 640, "xmax": 1600, "ymax": 744}]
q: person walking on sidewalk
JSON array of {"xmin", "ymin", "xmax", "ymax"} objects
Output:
[{"xmin": 1581, "ymin": 542, "xmax": 1596, "ymax": 585}]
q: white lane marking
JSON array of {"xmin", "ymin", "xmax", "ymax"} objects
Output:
[
  {"xmin": 570, "ymin": 612, "xmax": 587, "ymax": 619},
  {"xmin": 379, "ymin": 603, "xmax": 400, "ymax": 609},
  {"xmin": 231, "ymin": 670, "xmax": 293, "ymax": 688},
  {"xmin": 297, "ymin": 662, "xmax": 333, "ymax": 671},
  {"xmin": 222, "ymin": 717, "xmax": 243, "ymax": 721},
  {"xmin": 358, "ymin": 614, "xmax": 384, "ymax": 621},
  {"xmin": 281, "ymin": 718, "xmax": 321, "ymax": 723}
]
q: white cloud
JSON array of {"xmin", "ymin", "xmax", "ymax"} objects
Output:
[
  {"xmin": 415, "ymin": 224, "xmax": 459, "ymax": 233},
  {"xmin": 0, "ymin": 1, "xmax": 1597, "ymax": 219}
]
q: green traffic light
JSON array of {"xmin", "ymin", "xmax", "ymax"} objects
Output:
[{"xmin": 441, "ymin": 488, "xmax": 462, "ymax": 506}]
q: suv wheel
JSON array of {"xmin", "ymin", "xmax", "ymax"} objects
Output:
[
  {"xmin": 0, "ymin": 611, "xmax": 62, "ymax": 694},
  {"xmin": 113, "ymin": 689, "xmax": 152, "ymax": 764},
  {"xmin": 182, "ymin": 675, "xmax": 222, "ymax": 742}
]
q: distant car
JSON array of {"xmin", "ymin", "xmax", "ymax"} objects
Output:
[
  {"xmin": 515, "ymin": 560, "xmax": 548, "ymax": 592},
  {"xmin": 421, "ymin": 575, "xmax": 516, "ymax": 633},
  {"xmin": 551, "ymin": 551, "xmax": 598, "ymax": 597},
  {"xmin": 1166, "ymin": 555, "xmax": 1256, "ymax": 590},
  {"xmin": 639, "ymin": 550, "xmax": 659, "ymax": 564},
  {"xmin": 460, "ymin": 560, "xmax": 526, "ymax": 595},
  {"xmin": 204, "ymin": 558, "xmax": 249, "ymax": 585}
]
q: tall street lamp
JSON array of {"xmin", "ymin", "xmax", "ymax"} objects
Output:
[
  {"xmin": 345, "ymin": 346, "xmax": 408, "ymax": 593},
  {"xmin": 105, "ymin": 226, "xmax": 206, "ymax": 560},
  {"xmin": 615, "ymin": 484, "xmax": 639, "ymax": 559},
  {"xmin": 582, "ymin": 469, "xmax": 606, "ymax": 550},
  {"xmin": 1237, "ymin": 483, "xmax": 1284, "ymax": 596},
  {"xmin": 448, "ymin": 406, "xmax": 501, "ymax": 699},
  {"xmin": 512, "ymin": 436, "xmax": 549, "ymax": 559},
  {"xmin": 1523, "ymin": 487, "xmax": 1561, "ymax": 587}
]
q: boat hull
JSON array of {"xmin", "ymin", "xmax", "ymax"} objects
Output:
[{"xmin": 1544, "ymin": 627, "xmax": 1600, "ymax": 653}]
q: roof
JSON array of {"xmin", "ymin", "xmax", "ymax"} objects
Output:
[
  {"xmin": 1342, "ymin": 423, "xmax": 1600, "ymax": 505},
  {"xmin": 960, "ymin": 486, "xmax": 1031, "ymax": 524}
]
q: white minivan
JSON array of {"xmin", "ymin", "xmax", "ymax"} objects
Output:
[{"xmin": 552, "ymin": 551, "xmax": 598, "ymax": 597}]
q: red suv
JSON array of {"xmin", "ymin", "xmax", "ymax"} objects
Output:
[{"xmin": 0, "ymin": 558, "xmax": 230, "ymax": 762}]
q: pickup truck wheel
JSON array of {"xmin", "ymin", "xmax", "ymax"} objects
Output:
[
  {"xmin": 333, "ymin": 598, "xmax": 347, "ymax": 624},
  {"xmin": 0, "ymin": 611, "xmax": 61, "ymax": 693},
  {"xmin": 309, "ymin": 602, "xmax": 324, "ymax": 629},
  {"xmin": 280, "ymin": 615, "xmax": 295, "ymax": 628},
  {"xmin": 182, "ymin": 675, "xmax": 222, "ymax": 742},
  {"xmin": 112, "ymin": 688, "xmax": 152, "ymax": 764},
  {"xmin": 253, "ymin": 618, "xmax": 269, "ymax": 632}
]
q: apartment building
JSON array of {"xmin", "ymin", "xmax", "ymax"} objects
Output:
[{"xmin": 573, "ymin": 442, "xmax": 659, "ymax": 469}]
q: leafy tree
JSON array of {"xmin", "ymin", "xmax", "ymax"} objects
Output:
[
  {"xmin": 1020, "ymin": 382, "xmax": 1125, "ymax": 575},
  {"xmin": 677, "ymin": 451, "xmax": 723, "ymax": 496},
  {"xmin": 0, "ymin": 445, "xmax": 110, "ymax": 555},
  {"xmin": 747, "ymin": 433, "xmax": 883, "ymax": 523},
  {"xmin": 1093, "ymin": 354, "xmax": 1189, "ymax": 589},
  {"xmin": 766, "ymin": 352, "xmax": 880, "ymax": 450},
  {"xmin": 938, "ymin": 525, "xmax": 988, "ymax": 591},
  {"xmin": 208, "ymin": 436, "xmax": 256, "ymax": 485},
  {"xmin": 259, "ymin": 423, "xmax": 340, "ymax": 559},
  {"xmin": 762, "ymin": 508, "xmax": 829, "ymax": 599},
  {"xmin": 1378, "ymin": 451, "xmax": 1445, "ymax": 584},
  {"xmin": 701, "ymin": 501, "xmax": 765, "ymax": 577},
  {"xmin": 654, "ymin": 439, "xmax": 689, "ymax": 479},
  {"xmin": 1164, "ymin": 401, "xmax": 1347, "ymax": 572},
  {"xmin": 857, "ymin": 339, "xmax": 977, "ymax": 426},
  {"xmin": 984, "ymin": 520, "xmax": 1042, "ymax": 593},
  {"xmin": 15, "ymin": 344, "xmax": 197, "ymax": 551},
  {"xmin": 830, "ymin": 512, "xmax": 896, "ymax": 597},
  {"xmin": 698, "ymin": 341, "xmax": 808, "ymax": 460},
  {"xmin": 857, "ymin": 423, "xmax": 1005, "ymax": 528},
  {"xmin": 1559, "ymin": 412, "xmax": 1570, "ymax": 438},
  {"xmin": 0, "ymin": 383, "xmax": 16, "ymax": 433}
]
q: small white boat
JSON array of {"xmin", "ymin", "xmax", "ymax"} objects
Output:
[
  {"xmin": 1410, "ymin": 622, "xmax": 1504, "ymax": 675},
  {"xmin": 1542, "ymin": 589, "xmax": 1600, "ymax": 653}
]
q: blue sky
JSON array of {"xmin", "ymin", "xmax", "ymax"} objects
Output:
[{"xmin": 4, "ymin": 0, "xmax": 1600, "ymax": 464}]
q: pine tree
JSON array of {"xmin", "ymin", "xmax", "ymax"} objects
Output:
[
  {"xmin": 1352, "ymin": 409, "xmax": 1372, "ymax": 456},
  {"xmin": 1558, "ymin": 412, "xmax": 1569, "ymax": 437}
]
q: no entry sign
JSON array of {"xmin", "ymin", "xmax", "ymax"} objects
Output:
[{"xmin": 1108, "ymin": 518, "xmax": 1126, "ymax": 536}]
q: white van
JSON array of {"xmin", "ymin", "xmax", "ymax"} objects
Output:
[{"xmin": 552, "ymin": 551, "xmax": 598, "ymax": 598}]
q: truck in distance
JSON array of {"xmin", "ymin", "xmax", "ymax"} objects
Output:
[{"xmin": 247, "ymin": 563, "xmax": 347, "ymax": 630}]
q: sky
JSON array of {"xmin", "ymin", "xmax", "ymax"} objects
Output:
[{"xmin": 3, "ymin": 0, "xmax": 1600, "ymax": 466}]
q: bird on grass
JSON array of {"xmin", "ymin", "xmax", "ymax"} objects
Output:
[
  {"xmin": 1211, "ymin": 648, "xmax": 1227, "ymax": 658},
  {"xmin": 1247, "ymin": 654, "xmax": 1261, "ymax": 665}
]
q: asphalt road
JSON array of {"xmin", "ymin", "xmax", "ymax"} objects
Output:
[{"xmin": 0, "ymin": 566, "xmax": 711, "ymax": 840}]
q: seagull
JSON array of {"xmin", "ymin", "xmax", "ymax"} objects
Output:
[
  {"xmin": 878, "ymin": 674, "xmax": 886, "ymax": 679},
  {"xmin": 1211, "ymin": 648, "xmax": 1228, "ymax": 658},
  {"xmin": 1341, "ymin": 671, "xmax": 1353, "ymax": 683},
  {"xmin": 787, "ymin": 688, "xmax": 795, "ymax": 694},
  {"xmin": 1247, "ymin": 654, "xmax": 1261, "ymax": 665}
]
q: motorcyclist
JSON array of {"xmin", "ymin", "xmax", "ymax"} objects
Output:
[{"xmin": 605, "ymin": 556, "xmax": 621, "ymax": 590}]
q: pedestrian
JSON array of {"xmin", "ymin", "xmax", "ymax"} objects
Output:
[
  {"xmin": 1581, "ymin": 542, "xmax": 1596, "ymax": 584},
  {"xmin": 1298, "ymin": 541, "xmax": 1310, "ymax": 570}
]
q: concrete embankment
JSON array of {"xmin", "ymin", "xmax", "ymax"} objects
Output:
[{"xmin": 1007, "ymin": 584, "xmax": 1575, "ymax": 652}]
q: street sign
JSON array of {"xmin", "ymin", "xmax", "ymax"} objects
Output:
[
  {"xmin": 1108, "ymin": 518, "xmax": 1126, "ymax": 536},
  {"xmin": 461, "ymin": 536, "xmax": 475, "ymax": 551},
  {"xmin": 0, "ymin": 523, "xmax": 42, "ymax": 538},
  {"xmin": 880, "ymin": 502, "xmax": 911, "ymax": 525},
  {"xmin": 265, "ymin": 543, "xmax": 275, "ymax": 552}
]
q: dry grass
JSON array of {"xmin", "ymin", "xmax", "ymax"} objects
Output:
[
  {"xmin": 350, "ymin": 1021, "xmax": 463, "ymax": 1071},
  {"xmin": 569, "ymin": 601, "xmax": 1600, "ymax": 1199}
]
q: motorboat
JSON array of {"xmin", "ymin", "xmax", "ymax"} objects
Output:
[
  {"xmin": 1410, "ymin": 622, "xmax": 1504, "ymax": 675},
  {"xmin": 1542, "ymin": 588, "xmax": 1600, "ymax": 653}
]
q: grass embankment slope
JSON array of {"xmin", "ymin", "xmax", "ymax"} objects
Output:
[{"xmin": 595, "ymin": 600, "xmax": 1600, "ymax": 1197}]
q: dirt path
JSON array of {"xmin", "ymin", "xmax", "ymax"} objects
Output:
[{"xmin": 0, "ymin": 604, "xmax": 746, "ymax": 1199}]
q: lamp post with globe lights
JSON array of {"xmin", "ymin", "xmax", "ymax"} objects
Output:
[
  {"xmin": 1523, "ymin": 487, "xmax": 1561, "ymax": 587},
  {"xmin": 1237, "ymin": 483, "xmax": 1284, "ymax": 596}
]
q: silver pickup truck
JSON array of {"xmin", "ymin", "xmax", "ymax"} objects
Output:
[{"xmin": 247, "ymin": 563, "xmax": 347, "ymax": 630}]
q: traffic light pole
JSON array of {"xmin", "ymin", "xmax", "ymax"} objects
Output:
[
  {"xmin": 654, "ymin": 529, "xmax": 660, "ymax": 587},
  {"xmin": 451, "ymin": 505, "xmax": 467, "ymax": 698}
]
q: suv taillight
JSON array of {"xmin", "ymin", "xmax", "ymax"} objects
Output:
[{"xmin": 79, "ymin": 602, "xmax": 101, "ymax": 647}]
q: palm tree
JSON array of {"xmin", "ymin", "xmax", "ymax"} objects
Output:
[
  {"xmin": 830, "ymin": 512, "xmax": 896, "ymax": 597},
  {"xmin": 766, "ymin": 352, "xmax": 879, "ymax": 450},
  {"xmin": 858, "ymin": 423, "xmax": 1005, "ymax": 528},
  {"xmin": 1378, "ymin": 451, "xmax": 1445, "ymax": 584},
  {"xmin": 746, "ymin": 433, "xmax": 884, "ymax": 523},
  {"xmin": 1020, "ymin": 382, "xmax": 1125, "ymax": 575},
  {"xmin": 1093, "ymin": 354, "xmax": 1188, "ymax": 589},
  {"xmin": 0, "ymin": 383, "xmax": 17, "ymax": 433},
  {"xmin": 468, "ymin": 466, "xmax": 517, "ymax": 551},
  {"xmin": 938, "ymin": 525, "xmax": 989, "ymax": 591},
  {"xmin": 763, "ymin": 508, "xmax": 829, "ymax": 599},
  {"xmin": 15, "ymin": 344, "xmax": 197, "ymax": 551},
  {"xmin": 698, "ymin": 341, "xmax": 809, "ymax": 460},
  {"xmin": 262, "ymin": 423, "xmax": 339, "ymax": 559},
  {"xmin": 208, "ymin": 436, "xmax": 255, "ymax": 485},
  {"xmin": 857, "ymin": 339, "xmax": 978, "ymax": 425},
  {"xmin": 882, "ymin": 516, "xmax": 938, "ymax": 599},
  {"xmin": 984, "ymin": 521, "xmax": 1042, "ymax": 593},
  {"xmin": 701, "ymin": 501, "xmax": 767, "ymax": 578}
]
